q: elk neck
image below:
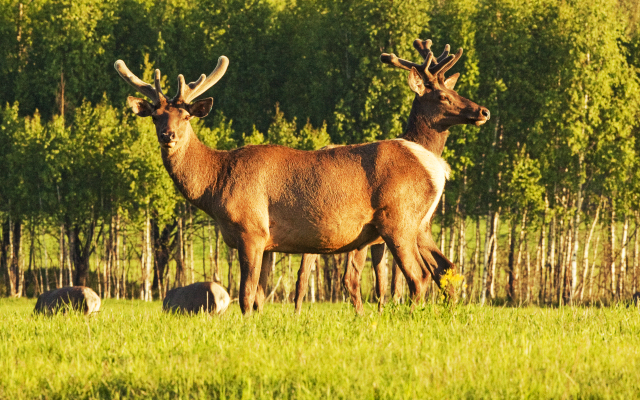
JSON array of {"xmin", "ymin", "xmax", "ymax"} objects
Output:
[
  {"xmin": 160, "ymin": 125, "xmax": 225, "ymax": 207},
  {"xmin": 400, "ymin": 107, "xmax": 450, "ymax": 156}
]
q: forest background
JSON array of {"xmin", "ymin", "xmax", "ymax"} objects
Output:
[{"xmin": 1, "ymin": 0, "xmax": 640, "ymax": 306}]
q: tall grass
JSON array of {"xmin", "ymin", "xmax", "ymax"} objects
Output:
[{"xmin": 1, "ymin": 298, "xmax": 639, "ymax": 399}]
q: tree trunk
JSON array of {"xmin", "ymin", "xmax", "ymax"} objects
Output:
[
  {"xmin": 570, "ymin": 184, "xmax": 583, "ymax": 302},
  {"xmin": 11, "ymin": 219, "xmax": 23, "ymax": 297},
  {"xmin": 588, "ymin": 232, "xmax": 601, "ymax": 301},
  {"xmin": 188, "ymin": 205, "xmax": 194, "ymax": 285},
  {"xmin": 507, "ymin": 217, "xmax": 517, "ymax": 302},
  {"xmin": 458, "ymin": 210, "xmax": 466, "ymax": 299},
  {"xmin": 489, "ymin": 211, "xmax": 500, "ymax": 300},
  {"xmin": 120, "ymin": 222, "xmax": 127, "ymax": 299},
  {"xmin": 546, "ymin": 212, "xmax": 557, "ymax": 305},
  {"xmin": 1, "ymin": 217, "xmax": 11, "ymax": 296},
  {"xmin": 610, "ymin": 206, "xmax": 617, "ymax": 300},
  {"xmin": 175, "ymin": 215, "xmax": 185, "ymax": 287},
  {"xmin": 142, "ymin": 205, "xmax": 153, "ymax": 301},
  {"xmin": 227, "ymin": 247, "xmax": 235, "ymax": 297},
  {"xmin": 619, "ymin": 214, "xmax": 629, "ymax": 299},
  {"xmin": 633, "ymin": 212, "xmax": 639, "ymax": 295},
  {"xmin": 515, "ymin": 210, "xmax": 527, "ymax": 302},
  {"xmin": 580, "ymin": 199, "xmax": 601, "ymax": 301},
  {"xmin": 481, "ymin": 212, "xmax": 492, "ymax": 305},
  {"xmin": 207, "ymin": 220, "xmax": 215, "ymax": 282},
  {"xmin": 315, "ymin": 254, "xmax": 324, "ymax": 302}
]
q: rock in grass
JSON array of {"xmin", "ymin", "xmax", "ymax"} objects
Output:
[
  {"xmin": 163, "ymin": 282, "xmax": 230, "ymax": 315},
  {"xmin": 34, "ymin": 286, "xmax": 101, "ymax": 315}
]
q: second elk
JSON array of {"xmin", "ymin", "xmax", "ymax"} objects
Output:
[{"xmin": 294, "ymin": 39, "xmax": 490, "ymax": 314}]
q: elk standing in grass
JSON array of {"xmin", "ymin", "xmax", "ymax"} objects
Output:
[
  {"xmin": 115, "ymin": 54, "xmax": 484, "ymax": 315},
  {"xmin": 293, "ymin": 40, "xmax": 490, "ymax": 314},
  {"xmin": 34, "ymin": 286, "xmax": 101, "ymax": 315}
]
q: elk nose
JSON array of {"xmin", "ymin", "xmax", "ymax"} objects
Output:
[
  {"xmin": 481, "ymin": 108, "xmax": 490, "ymax": 120},
  {"xmin": 160, "ymin": 131, "xmax": 176, "ymax": 143}
]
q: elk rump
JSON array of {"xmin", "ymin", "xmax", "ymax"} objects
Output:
[
  {"xmin": 163, "ymin": 282, "xmax": 230, "ymax": 315},
  {"xmin": 34, "ymin": 286, "xmax": 101, "ymax": 315}
]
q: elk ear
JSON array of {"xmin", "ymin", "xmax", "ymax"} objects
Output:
[
  {"xmin": 408, "ymin": 67, "xmax": 426, "ymax": 96},
  {"xmin": 188, "ymin": 98, "xmax": 214, "ymax": 118},
  {"xmin": 444, "ymin": 73, "xmax": 460, "ymax": 90},
  {"xmin": 127, "ymin": 96, "xmax": 154, "ymax": 117}
]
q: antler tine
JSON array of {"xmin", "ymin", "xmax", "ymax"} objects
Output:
[
  {"xmin": 153, "ymin": 69, "xmax": 164, "ymax": 98},
  {"xmin": 179, "ymin": 56, "xmax": 230, "ymax": 103},
  {"xmin": 431, "ymin": 48, "xmax": 463, "ymax": 76},
  {"xmin": 380, "ymin": 53, "xmax": 422, "ymax": 71},
  {"xmin": 412, "ymin": 39, "xmax": 433, "ymax": 60},
  {"xmin": 114, "ymin": 60, "xmax": 161, "ymax": 104},
  {"xmin": 436, "ymin": 44, "xmax": 451, "ymax": 64}
]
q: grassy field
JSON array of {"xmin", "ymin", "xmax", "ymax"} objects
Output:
[{"xmin": 1, "ymin": 299, "xmax": 639, "ymax": 399}]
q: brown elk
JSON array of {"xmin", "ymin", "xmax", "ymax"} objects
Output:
[
  {"xmin": 163, "ymin": 282, "xmax": 231, "ymax": 315},
  {"xmin": 34, "ymin": 286, "xmax": 101, "ymax": 315},
  {"xmin": 114, "ymin": 51, "xmax": 482, "ymax": 315},
  {"xmin": 293, "ymin": 40, "xmax": 490, "ymax": 314}
]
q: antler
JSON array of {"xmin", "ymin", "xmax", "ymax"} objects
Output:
[
  {"xmin": 174, "ymin": 56, "xmax": 229, "ymax": 103},
  {"xmin": 114, "ymin": 60, "xmax": 165, "ymax": 105},
  {"xmin": 380, "ymin": 39, "xmax": 463, "ymax": 79}
]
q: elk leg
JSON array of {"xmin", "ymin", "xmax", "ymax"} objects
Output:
[
  {"xmin": 417, "ymin": 231, "xmax": 456, "ymax": 297},
  {"xmin": 342, "ymin": 248, "xmax": 368, "ymax": 315},
  {"xmin": 370, "ymin": 243, "xmax": 387, "ymax": 312},
  {"xmin": 237, "ymin": 238, "xmax": 266, "ymax": 315},
  {"xmin": 294, "ymin": 254, "xmax": 318, "ymax": 314},
  {"xmin": 380, "ymin": 234, "xmax": 428, "ymax": 307},
  {"xmin": 390, "ymin": 259, "xmax": 404, "ymax": 304},
  {"xmin": 253, "ymin": 251, "xmax": 273, "ymax": 312}
]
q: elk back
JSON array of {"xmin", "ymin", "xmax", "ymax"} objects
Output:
[
  {"xmin": 34, "ymin": 286, "xmax": 101, "ymax": 315},
  {"xmin": 163, "ymin": 282, "xmax": 230, "ymax": 315}
]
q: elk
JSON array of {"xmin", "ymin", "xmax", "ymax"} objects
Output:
[
  {"xmin": 114, "ymin": 54, "xmax": 482, "ymax": 315},
  {"xmin": 163, "ymin": 282, "xmax": 231, "ymax": 315},
  {"xmin": 293, "ymin": 40, "xmax": 490, "ymax": 314},
  {"xmin": 34, "ymin": 286, "xmax": 101, "ymax": 315}
]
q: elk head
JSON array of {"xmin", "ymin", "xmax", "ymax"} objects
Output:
[
  {"xmin": 381, "ymin": 40, "xmax": 489, "ymax": 127},
  {"xmin": 114, "ymin": 57, "xmax": 229, "ymax": 150}
]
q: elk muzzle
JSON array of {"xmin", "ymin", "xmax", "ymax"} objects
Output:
[
  {"xmin": 159, "ymin": 131, "xmax": 177, "ymax": 147},
  {"xmin": 475, "ymin": 107, "xmax": 490, "ymax": 126}
]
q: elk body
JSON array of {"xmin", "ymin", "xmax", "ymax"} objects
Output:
[
  {"xmin": 163, "ymin": 282, "xmax": 231, "ymax": 315},
  {"xmin": 34, "ymin": 286, "xmax": 101, "ymax": 315},
  {"xmin": 115, "ymin": 52, "xmax": 485, "ymax": 315},
  {"xmin": 293, "ymin": 40, "xmax": 490, "ymax": 314}
]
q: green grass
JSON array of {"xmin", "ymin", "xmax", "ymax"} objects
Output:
[{"xmin": 1, "ymin": 299, "xmax": 640, "ymax": 399}]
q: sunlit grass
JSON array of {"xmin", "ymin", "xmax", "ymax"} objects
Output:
[{"xmin": 1, "ymin": 298, "xmax": 639, "ymax": 399}]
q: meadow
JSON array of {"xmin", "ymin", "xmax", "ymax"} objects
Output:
[{"xmin": 1, "ymin": 299, "xmax": 639, "ymax": 399}]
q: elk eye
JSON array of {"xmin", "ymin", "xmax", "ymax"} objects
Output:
[
  {"xmin": 439, "ymin": 94, "xmax": 449, "ymax": 102},
  {"xmin": 184, "ymin": 114, "xmax": 190, "ymax": 121}
]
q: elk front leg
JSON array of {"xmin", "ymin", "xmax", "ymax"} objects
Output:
[
  {"xmin": 370, "ymin": 243, "xmax": 387, "ymax": 312},
  {"xmin": 253, "ymin": 251, "xmax": 273, "ymax": 312},
  {"xmin": 342, "ymin": 248, "xmax": 368, "ymax": 315},
  {"xmin": 294, "ymin": 254, "xmax": 318, "ymax": 314},
  {"xmin": 237, "ymin": 237, "xmax": 267, "ymax": 315}
]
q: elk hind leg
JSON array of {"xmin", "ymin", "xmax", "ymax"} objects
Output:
[
  {"xmin": 370, "ymin": 243, "xmax": 388, "ymax": 312},
  {"xmin": 380, "ymin": 234, "xmax": 428, "ymax": 308},
  {"xmin": 237, "ymin": 236, "xmax": 267, "ymax": 315},
  {"xmin": 342, "ymin": 248, "xmax": 368, "ymax": 315},
  {"xmin": 294, "ymin": 254, "xmax": 318, "ymax": 314},
  {"xmin": 253, "ymin": 251, "xmax": 273, "ymax": 312},
  {"xmin": 417, "ymin": 231, "xmax": 457, "ymax": 298}
]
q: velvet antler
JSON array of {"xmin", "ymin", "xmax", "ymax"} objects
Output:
[{"xmin": 174, "ymin": 56, "xmax": 229, "ymax": 103}]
